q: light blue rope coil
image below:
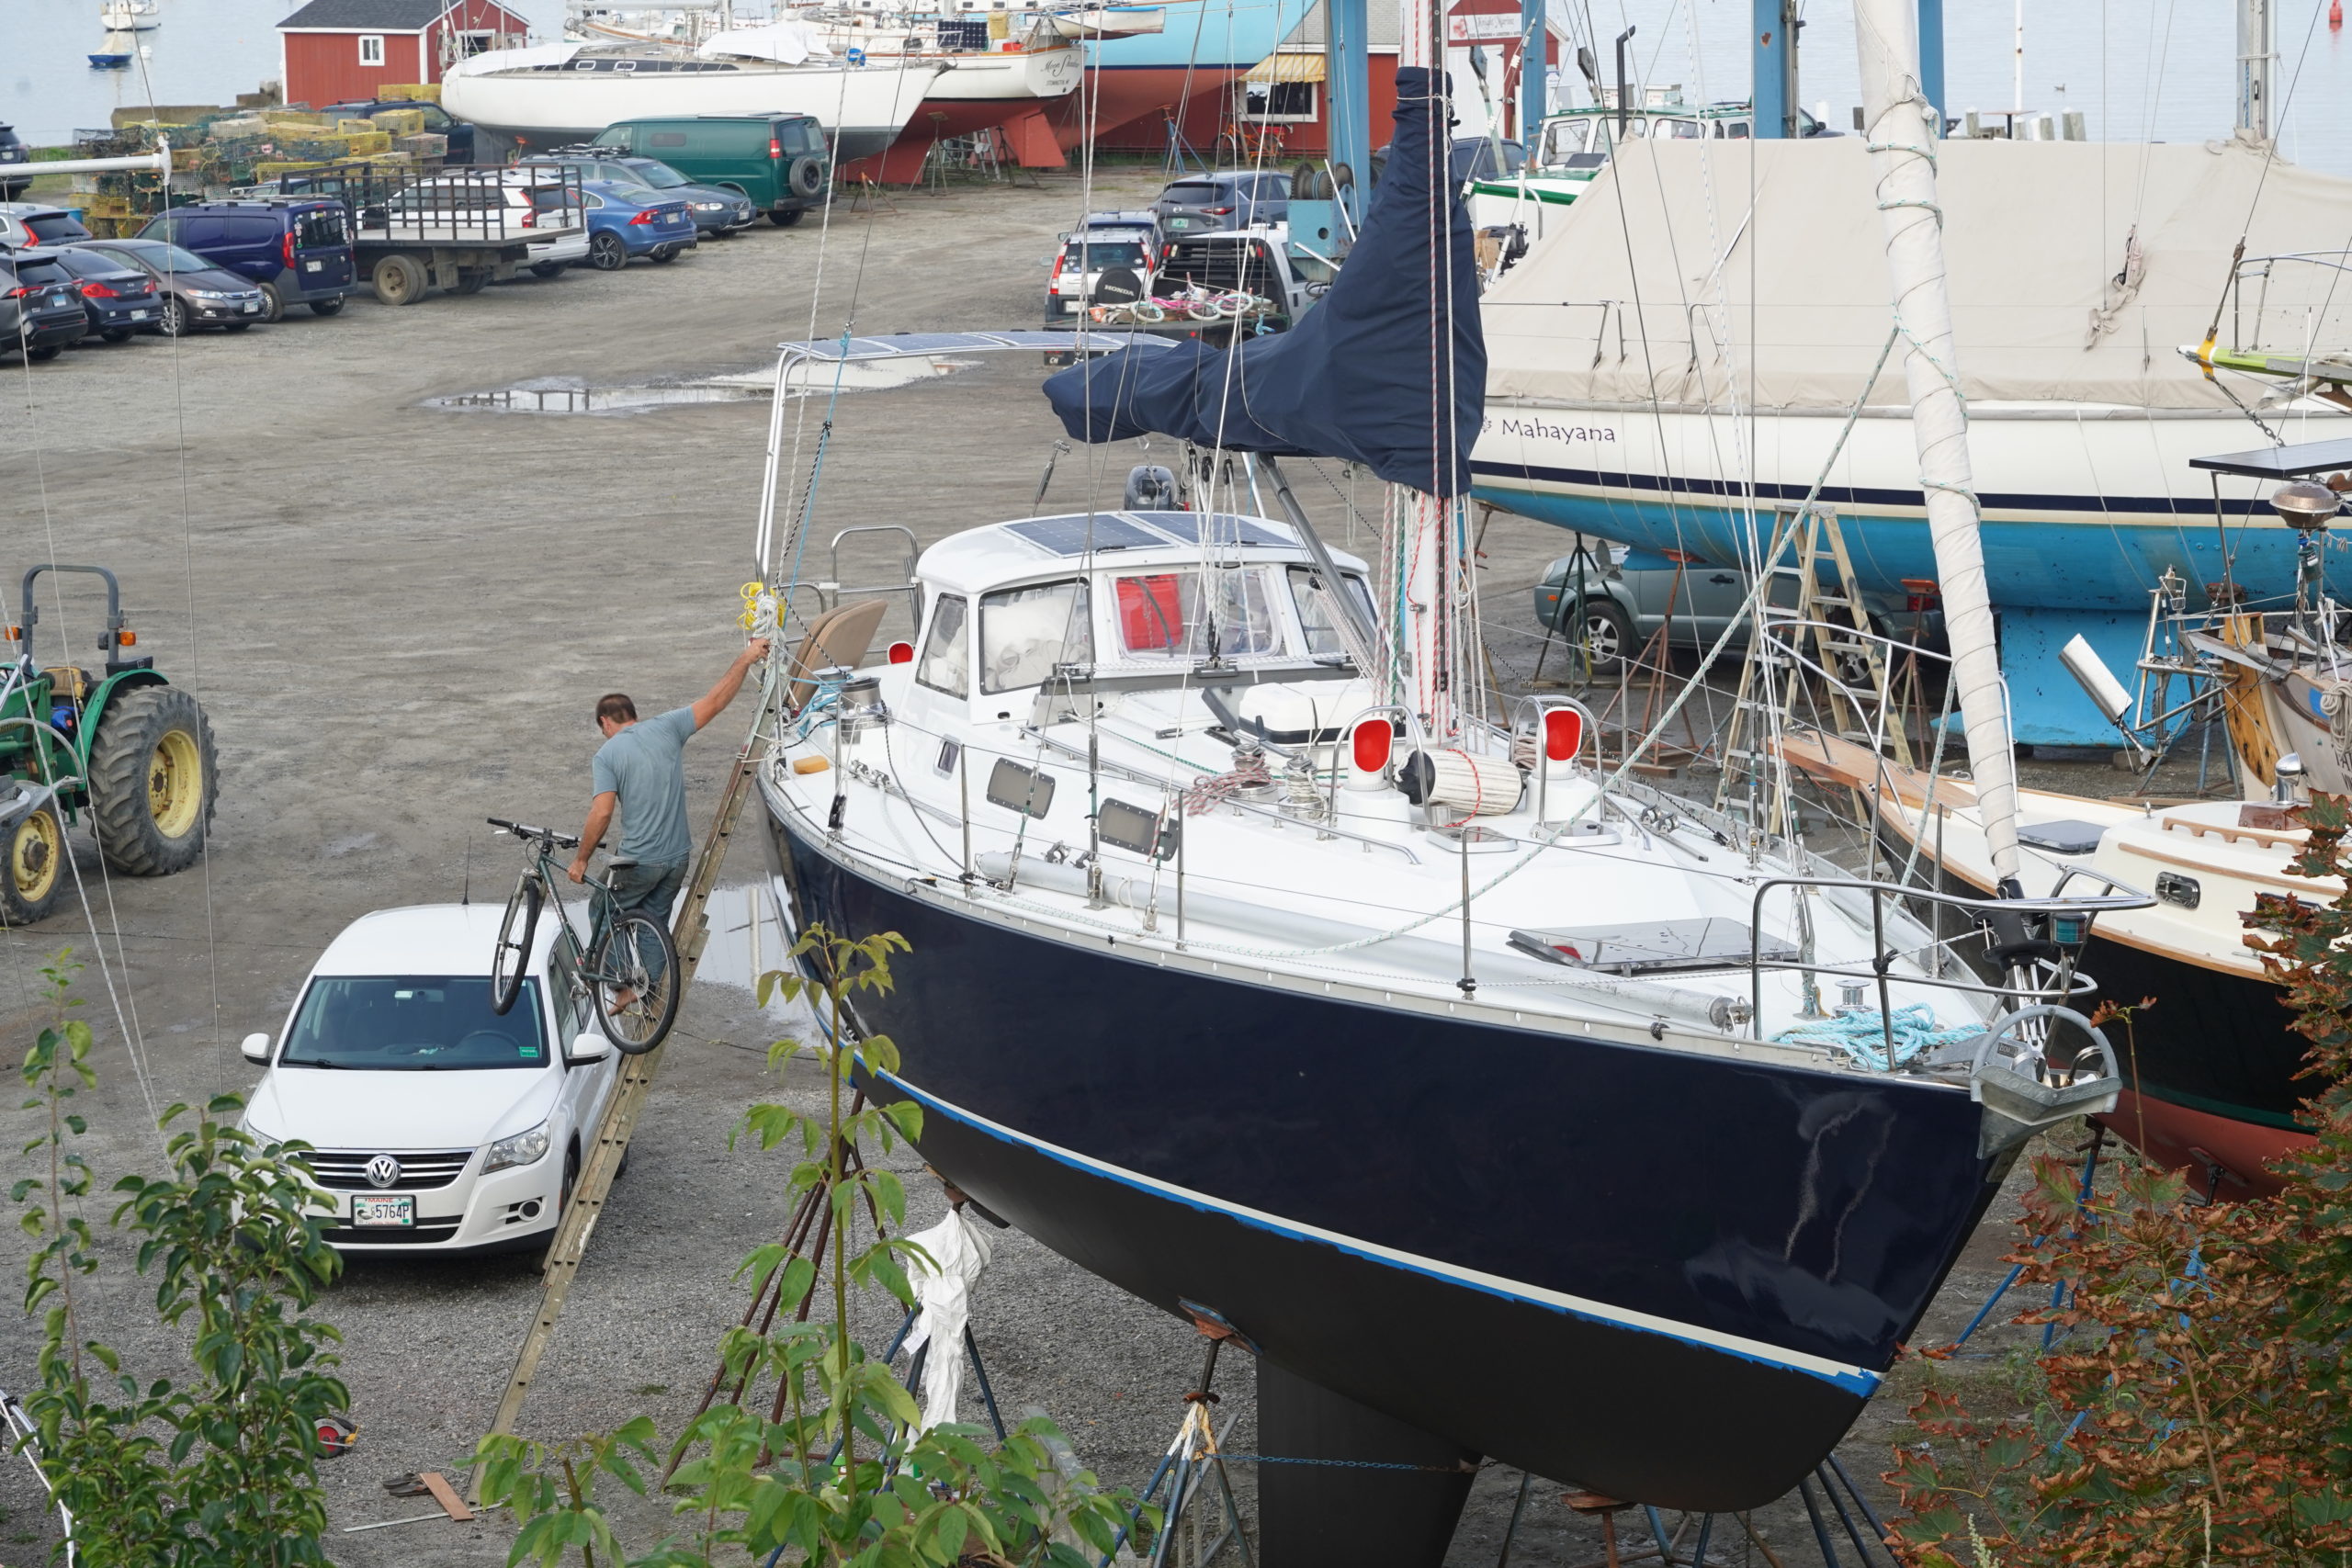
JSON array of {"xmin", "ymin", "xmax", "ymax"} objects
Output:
[{"xmin": 1773, "ymin": 1004, "xmax": 1981, "ymax": 1071}]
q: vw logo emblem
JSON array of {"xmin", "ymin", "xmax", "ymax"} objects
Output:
[{"xmin": 365, "ymin": 1155, "xmax": 402, "ymax": 1190}]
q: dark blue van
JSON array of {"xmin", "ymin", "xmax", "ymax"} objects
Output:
[{"xmin": 136, "ymin": 199, "xmax": 356, "ymax": 321}]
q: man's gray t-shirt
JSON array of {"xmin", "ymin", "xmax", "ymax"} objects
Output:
[{"xmin": 591, "ymin": 706, "xmax": 698, "ymax": 866}]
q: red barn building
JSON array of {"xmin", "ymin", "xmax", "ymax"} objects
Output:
[
  {"xmin": 277, "ymin": 0, "xmax": 528, "ymax": 108},
  {"xmin": 1241, "ymin": 0, "xmax": 1564, "ymax": 157}
]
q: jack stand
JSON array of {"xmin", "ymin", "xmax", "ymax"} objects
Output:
[
  {"xmin": 1490, "ymin": 1456, "xmax": 1896, "ymax": 1568},
  {"xmin": 1109, "ymin": 1321, "xmax": 1257, "ymax": 1568}
]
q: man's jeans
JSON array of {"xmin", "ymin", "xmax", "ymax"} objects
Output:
[{"xmin": 600, "ymin": 859, "xmax": 686, "ymax": 986}]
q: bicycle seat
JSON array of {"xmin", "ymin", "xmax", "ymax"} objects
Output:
[{"xmin": 607, "ymin": 856, "xmax": 639, "ymax": 871}]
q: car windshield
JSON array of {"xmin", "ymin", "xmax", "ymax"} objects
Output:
[
  {"xmin": 1064, "ymin": 240, "xmax": 1146, "ymax": 267},
  {"xmin": 625, "ymin": 159, "xmax": 690, "ymax": 187},
  {"xmin": 294, "ymin": 208, "xmax": 346, "ymax": 247},
  {"xmin": 119, "ymin": 243, "xmax": 215, "ymax": 274},
  {"xmin": 26, "ymin": 213, "xmax": 90, "ymax": 243},
  {"xmin": 279, "ymin": 976, "xmax": 548, "ymax": 1070}
]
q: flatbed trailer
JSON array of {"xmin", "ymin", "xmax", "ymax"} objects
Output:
[{"xmin": 279, "ymin": 163, "xmax": 587, "ymax": 305}]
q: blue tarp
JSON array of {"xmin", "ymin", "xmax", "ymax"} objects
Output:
[{"xmin": 1039, "ymin": 65, "xmax": 1485, "ymax": 497}]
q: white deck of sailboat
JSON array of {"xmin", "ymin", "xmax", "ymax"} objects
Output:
[{"xmin": 758, "ymin": 512, "xmax": 2001, "ymax": 1079}]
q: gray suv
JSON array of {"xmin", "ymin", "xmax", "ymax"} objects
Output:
[
  {"xmin": 1153, "ymin": 171, "xmax": 1289, "ymax": 235},
  {"xmin": 1532, "ymin": 544, "xmax": 1944, "ymax": 674}
]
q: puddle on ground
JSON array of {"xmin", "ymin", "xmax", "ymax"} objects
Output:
[{"xmin": 424, "ymin": 357, "xmax": 974, "ymax": 415}]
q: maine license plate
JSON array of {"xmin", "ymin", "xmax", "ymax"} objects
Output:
[
  {"xmin": 351, "ymin": 1193, "xmax": 413, "ymax": 1228},
  {"xmin": 304, "ymin": 258, "xmax": 322, "ymax": 271},
  {"xmin": 129, "ymin": 310, "xmax": 150, "ymax": 320},
  {"xmin": 243, "ymin": 299, "xmax": 260, "ymax": 312}
]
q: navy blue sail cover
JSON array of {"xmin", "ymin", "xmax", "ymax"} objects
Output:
[{"xmin": 1040, "ymin": 66, "xmax": 1486, "ymax": 497}]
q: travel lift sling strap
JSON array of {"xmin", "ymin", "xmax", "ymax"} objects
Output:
[{"xmin": 469, "ymin": 732, "xmax": 763, "ymax": 1502}]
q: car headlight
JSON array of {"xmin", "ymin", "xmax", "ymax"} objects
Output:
[
  {"xmin": 692, "ymin": 200, "xmax": 725, "ymax": 210},
  {"xmin": 482, "ymin": 1121, "xmax": 551, "ymax": 1174},
  {"xmin": 189, "ymin": 288, "xmax": 228, "ymax": 299}
]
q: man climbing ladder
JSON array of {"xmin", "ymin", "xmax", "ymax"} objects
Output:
[{"xmin": 569, "ymin": 635, "xmax": 772, "ymax": 927}]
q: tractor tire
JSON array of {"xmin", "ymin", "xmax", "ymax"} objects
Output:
[
  {"xmin": 1, "ymin": 802, "xmax": 66, "ymax": 926},
  {"xmin": 88, "ymin": 685, "xmax": 218, "ymax": 877}
]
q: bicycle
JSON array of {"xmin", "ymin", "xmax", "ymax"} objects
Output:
[{"xmin": 485, "ymin": 817, "xmax": 681, "ymax": 1055}]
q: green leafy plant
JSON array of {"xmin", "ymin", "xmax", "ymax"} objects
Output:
[
  {"xmin": 476, "ymin": 926, "xmax": 1147, "ymax": 1566},
  {"xmin": 1882, "ymin": 795, "xmax": 2352, "ymax": 1565},
  {"xmin": 12, "ymin": 952, "xmax": 350, "ymax": 1567}
]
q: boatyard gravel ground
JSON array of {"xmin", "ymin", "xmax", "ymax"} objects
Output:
[{"xmin": 0, "ymin": 165, "xmax": 2184, "ymax": 1564}]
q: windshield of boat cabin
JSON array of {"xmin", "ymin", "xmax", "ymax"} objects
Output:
[
  {"xmin": 1286, "ymin": 568, "xmax": 1373, "ymax": 660},
  {"xmin": 1537, "ymin": 115, "xmax": 1709, "ymax": 168},
  {"xmin": 1114, "ymin": 567, "xmax": 1284, "ymax": 662},
  {"xmin": 981, "ymin": 580, "xmax": 1091, "ymax": 694}
]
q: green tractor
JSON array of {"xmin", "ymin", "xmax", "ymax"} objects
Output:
[{"xmin": 2, "ymin": 565, "xmax": 219, "ymax": 926}]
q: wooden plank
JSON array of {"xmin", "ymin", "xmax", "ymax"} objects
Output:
[{"xmin": 419, "ymin": 1471, "xmax": 473, "ymax": 1523}]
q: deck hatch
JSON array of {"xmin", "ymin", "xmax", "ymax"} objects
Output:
[{"xmin": 1508, "ymin": 919, "xmax": 1795, "ymax": 975}]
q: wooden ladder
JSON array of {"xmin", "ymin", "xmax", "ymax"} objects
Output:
[
  {"xmin": 469, "ymin": 738, "xmax": 766, "ymax": 1500},
  {"xmin": 1716, "ymin": 508, "xmax": 1911, "ymax": 818}
]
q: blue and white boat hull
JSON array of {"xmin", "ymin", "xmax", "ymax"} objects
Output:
[{"xmin": 1472, "ymin": 400, "xmax": 2352, "ymax": 743}]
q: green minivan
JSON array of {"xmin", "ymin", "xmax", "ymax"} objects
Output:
[{"xmin": 589, "ymin": 116, "xmax": 831, "ymax": 228}]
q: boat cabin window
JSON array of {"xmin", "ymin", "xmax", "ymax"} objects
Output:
[
  {"xmin": 916, "ymin": 593, "xmax": 969, "ymax": 697},
  {"xmin": 1286, "ymin": 567, "xmax": 1373, "ymax": 660},
  {"xmin": 1114, "ymin": 567, "xmax": 1283, "ymax": 660},
  {"xmin": 981, "ymin": 580, "xmax": 1091, "ymax": 694}
]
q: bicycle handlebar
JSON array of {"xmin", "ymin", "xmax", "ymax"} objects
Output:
[{"xmin": 486, "ymin": 817, "xmax": 582, "ymax": 851}]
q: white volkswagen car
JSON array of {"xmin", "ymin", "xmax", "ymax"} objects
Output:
[{"xmin": 239, "ymin": 904, "xmax": 619, "ymax": 1255}]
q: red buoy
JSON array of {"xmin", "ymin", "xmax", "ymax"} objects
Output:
[{"xmin": 2334, "ymin": 0, "xmax": 2344, "ymax": 28}]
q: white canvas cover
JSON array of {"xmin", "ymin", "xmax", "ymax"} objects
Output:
[
  {"xmin": 1482, "ymin": 137, "xmax": 2352, "ymax": 412},
  {"xmin": 699, "ymin": 20, "xmax": 834, "ymax": 62}
]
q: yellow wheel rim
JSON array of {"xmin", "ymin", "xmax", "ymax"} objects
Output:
[
  {"xmin": 9, "ymin": 811, "xmax": 61, "ymax": 906},
  {"xmin": 147, "ymin": 728, "xmax": 203, "ymax": 839}
]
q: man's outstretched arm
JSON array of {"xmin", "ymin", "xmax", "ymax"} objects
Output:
[
  {"xmin": 690, "ymin": 637, "xmax": 774, "ymax": 731},
  {"xmin": 569, "ymin": 792, "xmax": 616, "ymax": 883}
]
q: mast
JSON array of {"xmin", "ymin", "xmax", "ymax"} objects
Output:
[
  {"xmin": 1398, "ymin": 0, "xmax": 1453, "ymax": 738},
  {"xmin": 2237, "ymin": 0, "xmax": 2276, "ymax": 143},
  {"xmin": 1853, "ymin": 0, "xmax": 2021, "ymax": 882}
]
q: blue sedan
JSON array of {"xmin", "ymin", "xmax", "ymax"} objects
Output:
[{"xmin": 578, "ymin": 181, "xmax": 698, "ymax": 271}]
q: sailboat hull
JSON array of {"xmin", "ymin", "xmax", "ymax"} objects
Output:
[
  {"xmin": 440, "ymin": 62, "xmax": 944, "ymax": 161},
  {"xmin": 774, "ymin": 817, "xmax": 2007, "ymax": 1510}
]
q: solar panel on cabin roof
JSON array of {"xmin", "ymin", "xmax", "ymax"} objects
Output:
[
  {"xmin": 1004, "ymin": 515, "xmax": 1168, "ymax": 556},
  {"xmin": 1133, "ymin": 513, "xmax": 1292, "ymax": 547}
]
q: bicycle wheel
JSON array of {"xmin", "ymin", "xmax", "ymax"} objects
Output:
[
  {"xmin": 491, "ymin": 875, "xmax": 541, "ymax": 1016},
  {"xmin": 589, "ymin": 910, "xmax": 680, "ymax": 1055}
]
